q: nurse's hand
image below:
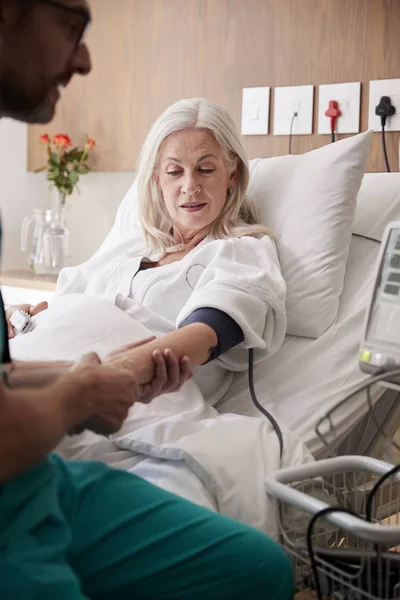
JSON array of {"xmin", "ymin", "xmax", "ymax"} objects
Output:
[
  {"xmin": 66, "ymin": 352, "xmax": 138, "ymax": 436},
  {"xmin": 6, "ymin": 301, "xmax": 48, "ymax": 338}
]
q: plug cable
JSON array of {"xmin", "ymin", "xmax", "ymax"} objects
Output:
[
  {"xmin": 307, "ymin": 506, "xmax": 362, "ymax": 600},
  {"xmin": 381, "ymin": 125, "xmax": 391, "ymax": 172},
  {"xmin": 365, "ymin": 462, "xmax": 400, "ymax": 523},
  {"xmin": 375, "ymin": 96, "xmax": 395, "ymax": 172},
  {"xmin": 325, "ymin": 100, "xmax": 341, "ymax": 143},
  {"xmin": 288, "ymin": 111, "xmax": 298, "ymax": 155}
]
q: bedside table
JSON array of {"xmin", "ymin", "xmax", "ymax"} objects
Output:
[{"xmin": 0, "ymin": 270, "xmax": 57, "ymax": 306}]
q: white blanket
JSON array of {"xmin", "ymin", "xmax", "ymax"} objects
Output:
[{"xmin": 10, "ymin": 294, "xmax": 312, "ymax": 537}]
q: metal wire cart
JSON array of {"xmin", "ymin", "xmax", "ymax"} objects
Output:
[{"xmin": 266, "ymin": 375, "xmax": 400, "ymax": 600}]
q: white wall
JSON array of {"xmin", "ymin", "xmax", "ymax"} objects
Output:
[{"xmin": 0, "ymin": 119, "xmax": 135, "ymax": 271}]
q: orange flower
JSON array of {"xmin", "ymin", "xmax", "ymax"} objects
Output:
[
  {"xmin": 86, "ymin": 138, "xmax": 96, "ymax": 149},
  {"xmin": 39, "ymin": 134, "xmax": 50, "ymax": 144},
  {"xmin": 53, "ymin": 134, "xmax": 72, "ymax": 148}
]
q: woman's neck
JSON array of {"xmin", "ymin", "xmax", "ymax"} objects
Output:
[{"xmin": 173, "ymin": 226, "xmax": 209, "ymax": 251}]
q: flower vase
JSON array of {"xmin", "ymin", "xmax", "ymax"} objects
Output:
[{"xmin": 42, "ymin": 191, "xmax": 71, "ymax": 275}]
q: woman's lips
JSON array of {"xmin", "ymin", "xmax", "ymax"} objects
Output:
[{"xmin": 180, "ymin": 203, "xmax": 206, "ymax": 213}]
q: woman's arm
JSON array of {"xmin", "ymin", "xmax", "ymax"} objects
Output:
[{"xmin": 105, "ymin": 322, "xmax": 217, "ymax": 385}]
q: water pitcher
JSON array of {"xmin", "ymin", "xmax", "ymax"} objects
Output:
[
  {"xmin": 21, "ymin": 208, "xmax": 52, "ymax": 275},
  {"xmin": 21, "ymin": 203, "xmax": 71, "ymax": 275}
]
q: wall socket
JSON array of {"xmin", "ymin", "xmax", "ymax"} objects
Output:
[
  {"xmin": 318, "ymin": 82, "xmax": 361, "ymax": 134},
  {"xmin": 368, "ymin": 79, "xmax": 400, "ymax": 132},
  {"xmin": 273, "ymin": 85, "xmax": 314, "ymax": 136}
]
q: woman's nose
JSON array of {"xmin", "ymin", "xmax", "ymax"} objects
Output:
[{"xmin": 181, "ymin": 174, "xmax": 201, "ymax": 195}]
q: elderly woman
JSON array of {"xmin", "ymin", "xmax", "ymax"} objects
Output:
[{"xmin": 9, "ymin": 98, "xmax": 286, "ymax": 406}]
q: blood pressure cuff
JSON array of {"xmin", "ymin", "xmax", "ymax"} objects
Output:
[{"xmin": 179, "ymin": 307, "xmax": 244, "ymax": 362}]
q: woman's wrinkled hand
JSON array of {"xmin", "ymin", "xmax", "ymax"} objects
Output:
[
  {"xmin": 137, "ymin": 348, "xmax": 192, "ymax": 403},
  {"xmin": 6, "ymin": 301, "xmax": 48, "ymax": 339},
  {"xmin": 106, "ymin": 338, "xmax": 192, "ymax": 403}
]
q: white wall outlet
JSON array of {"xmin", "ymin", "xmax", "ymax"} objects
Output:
[
  {"xmin": 369, "ymin": 79, "xmax": 400, "ymax": 132},
  {"xmin": 273, "ymin": 85, "xmax": 314, "ymax": 135},
  {"xmin": 241, "ymin": 87, "xmax": 270, "ymax": 135},
  {"xmin": 318, "ymin": 82, "xmax": 361, "ymax": 134}
]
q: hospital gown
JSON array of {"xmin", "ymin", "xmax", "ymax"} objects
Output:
[{"xmin": 58, "ymin": 234, "xmax": 287, "ymax": 405}]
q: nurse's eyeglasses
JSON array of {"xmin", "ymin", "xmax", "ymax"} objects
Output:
[{"xmin": 34, "ymin": 0, "xmax": 91, "ymax": 48}]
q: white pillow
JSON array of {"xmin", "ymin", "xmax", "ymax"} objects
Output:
[
  {"xmin": 353, "ymin": 172, "xmax": 400, "ymax": 242},
  {"xmin": 248, "ymin": 131, "xmax": 371, "ymax": 337}
]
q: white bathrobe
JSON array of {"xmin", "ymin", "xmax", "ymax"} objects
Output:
[{"xmin": 57, "ymin": 234, "xmax": 287, "ymax": 405}]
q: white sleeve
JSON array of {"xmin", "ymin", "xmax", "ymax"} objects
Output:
[{"xmin": 176, "ymin": 236, "xmax": 287, "ymax": 371}]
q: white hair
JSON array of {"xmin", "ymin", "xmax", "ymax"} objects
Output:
[{"xmin": 136, "ymin": 97, "xmax": 271, "ymax": 256}]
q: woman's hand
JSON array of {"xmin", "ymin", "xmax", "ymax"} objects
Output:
[
  {"xmin": 106, "ymin": 337, "xmax": 192, "ymax": 403},
  {"xmin": 6, "ymin": 301, "xmax": 48, "ymax": 339},
  {"xmin": 137, "ymin": 348, "xmax": 191, "ymax": 402}
]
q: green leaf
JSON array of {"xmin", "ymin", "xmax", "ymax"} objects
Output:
[
  {"xmin": 34, "ymin": 166, "xmax": 47, "ymax": 173},
  {"xmin": 65, "ymin": 148, "xmax": 82, "ymax": 162},
  {"xmin": 78, "ymin": 165, "xmax": 89, "ymax": 175},
  {"xmin": 50, "ymin": 152, "xmax": 59, "ymax": 165},
  {"xmin": 69, "ymin": 171, "xmax": 79, "ymax": 185}
]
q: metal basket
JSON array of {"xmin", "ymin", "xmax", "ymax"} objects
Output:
[
  {"xmin": 315, "ymin": 374, "xmax": 400, "ymax": 522},
  {"xmin": 266, "ymin": 456, "xmax": 400, "ymax": 599}
]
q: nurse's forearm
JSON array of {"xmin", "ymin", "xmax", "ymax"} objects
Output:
[
  {"xmin": 0, "ymin": 378, "xmax": 96, "ymax": 482},
  {"xmin": 106, "ymin": 323, "xmax": 217, "ymax": 384},
  {"xmin": 7, "ymin": 360, "xmax": 72, "ymax": 388}
]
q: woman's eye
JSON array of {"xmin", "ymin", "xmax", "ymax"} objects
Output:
[
  {"xmin": 199, "ymin": 168, "xmax": 214, "ymax": 174},
  {"xmin": 166, "ymin": 170, "xmax": 182, "ymax": 176}
]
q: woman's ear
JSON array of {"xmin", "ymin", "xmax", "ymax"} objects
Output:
[
  {"xmin": 153, "ymin": 171, "xmax": 164, "ymax": 199},
  {"xmin": 228, "ymin": 161, "xmax": 240, "ymax": 188},
  {"xmin": 153, "ymin": 171, "xmax": 160, "ymax": 187}
]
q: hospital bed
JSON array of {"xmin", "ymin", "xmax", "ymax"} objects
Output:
[
  {"xmin": 9, "ymin": 137, "xmax": 400, "ymax": 535},
  {"xmin": 14, "ymin": 164, "xmax": 400, "ymax": 466}
]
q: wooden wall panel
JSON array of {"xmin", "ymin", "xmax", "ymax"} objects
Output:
[{"xmin": 28, "ymin": 0, "xmax": 400, "ymax": 172}]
